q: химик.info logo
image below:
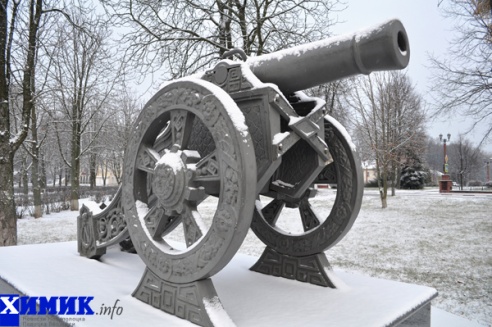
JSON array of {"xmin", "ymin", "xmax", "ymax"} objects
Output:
[
  {"xmin": 0, "ymin": 294, "xmax": 94, "ymax": 326},
  {"xmin": 0, "ymin": 295, "xmax": 19, "ymax": 327}
]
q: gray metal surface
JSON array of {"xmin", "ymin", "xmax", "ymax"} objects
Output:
[
  {"xmin": 250, "ymin": 115, "xmax": 364, "ymax": 257},
  {"xmin": 250, "ymin": 247, "xmax": 341, "ymax": 288},
  {"xmin": 75, "ymin": 18, "xmax": 411, "ymax": 327},
  {"xmin": 77, "ymin": 187, "xmax": 128, "ymax": 259},
  {"xmin": 247, "ymin": 19, "xmax": 409, "ymax": 94},
  {"xmin": 122, "ymin": 80, "xmax": 256, "ymax": 284},
  {"xmin": 133, "ymin": 268, "xmax": 230, "ymax": 327}
]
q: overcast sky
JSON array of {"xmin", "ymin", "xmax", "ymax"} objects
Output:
[{"xmin": 331, "ymin": 0, "xmax": 491, "ymax": 154}]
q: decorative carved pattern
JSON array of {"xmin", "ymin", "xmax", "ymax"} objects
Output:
[
  {"xmin": 188, "ymin": 118, "xmax": 216, "ymax": 155},
  {"xmin": 122, "ymin": 80, "xmax": 256, "ymax": 284},
  {"xmin": 77, "ymin": 188, "xmax": 129, "ymax": 258},
  {"xmin": 195, "ymin": 152, "xmax": 219, "ymax": 178},
  {"xmin": 242, "ymin": 105, "xmax": 267, "ymax": 164},
  {"xmin": 95, "ymin": 191, "xmax": 127, "ymax": 246},
  {"xmin": 203, "ymin": 62, "xmax": 253, "ymax": 93},
  {"xmin": 316, "ymin": 163, "xmax": 336, "ymax": 184},
  {"xmin": 133, "ymin": 268, "xmax": 230, "ymax": 327},
  {"xmin": 77, "ymin": 205, "xmax": 104, "ymax": 258},
  {"xmin": 250, "ymin": 116, "xmax": 363, "ymax": 256},
  {"xmin": 250, "ymin": 247, "xmax": 338, "ymax": 288},
  {"xmin": 274, "ymin": 138, "xmax": 317, "ymax": 186},
  {"xmin": 261, "ymin": 198, "xmax": 284, "ymax": 225}
]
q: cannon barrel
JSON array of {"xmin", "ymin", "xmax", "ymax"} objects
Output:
[{"xmin": 246, "ymin": 19, "xmax": 410, "ymax": 94}]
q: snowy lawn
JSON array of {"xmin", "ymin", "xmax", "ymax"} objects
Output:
[{"xmin": 17, "ymin": 188, "xmax": 491, "ymax": 326}]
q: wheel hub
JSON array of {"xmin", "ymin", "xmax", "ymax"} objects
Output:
[{"xmin": 152, "ymin": 148, "xmax": 187, "ymax": 213}]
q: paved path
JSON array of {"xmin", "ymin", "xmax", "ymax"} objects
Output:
[{"xmin": 362, "ymin": 188, "xmax": 492, "ymax": 199}]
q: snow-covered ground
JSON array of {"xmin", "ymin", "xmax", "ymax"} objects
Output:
[{"xmin": 16, "ymin": 188, "xmax": 491, "ymax": 326}]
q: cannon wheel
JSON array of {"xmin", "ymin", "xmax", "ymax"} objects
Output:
[
  {"xmin": 122, "ymin": 80, "xmax": 256, "ymax": 284},
  {"xmin": 250, "ymin": 115, "xmax": 363, "ymax": 256}
]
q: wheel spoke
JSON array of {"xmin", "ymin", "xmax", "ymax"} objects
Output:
[
  {"xmin": 136, "ymin": 145, "xmax": 161, "ymax": 174},
  {"xmin": 143, "ymin": 205, "xmax": 177, "ymax": 240},
  {"xmin": 154, "ymin": 121, "xmax": 172, "ymax": 153},
  {"xmin": 261, "ymin": 199, "xmax": 285, "ymax": 226},
  {"xmin": 299, "ymin": 199, "xmax": 321, "ymax": 231},
  {"xmin": 193, "ymin": 150, "xmax": 221, "ymax": 195},
  {"xmin": 181, "ymin": 206, "xmax": 206, "ymax": 247},
  {"xmin": 170, "ymin": 110, "xmax": 194, "ymax": 149}
]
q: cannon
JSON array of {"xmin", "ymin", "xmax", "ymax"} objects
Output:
[{"xmin": 78, "ymin": 19, "xmax": 409, "ymax": 326}]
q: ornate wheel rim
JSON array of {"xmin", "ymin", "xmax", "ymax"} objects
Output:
[
  {"xmin": 250, "ymin": 116, "xmax": 363, "ymax": 256},
  {"xmin": 122, "ymin": 80, "xmax": 256, "ymax": 283}
]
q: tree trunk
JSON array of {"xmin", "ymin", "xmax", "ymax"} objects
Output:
[
  {"xmin": 0, "ymin": 152, "xmax": 17, "ymax": 246},
  {"xmin": 0, "ymin": 84, "xmax": 16, "ymax": 245},
  {"xmin": 89, "ymin": 152, "xmax": 96, "ymax": 189},
  {"xmin": 40, "ymin": 152, "xmax": 46, "ymax": 189},
  {"xmin": 396, "ymin": 164, "xmax": 402, "ymax": 190},
  {"xmin": 381, "ymin": 192, "xmax": 388, "ymax": 208},
  {"xmin": 379, "ymin": 162, "xmax": 389, "ymax": 209},
  {"xmin": 380, "ymin": 180, "xmax": 388, "ymax": 208},
  {"xmin": 58, "ymin": 166, "xmax": 62, "ymax": 186},
  {"xmin": 31, "ymin": 160, "xmax": 42, "ymax": 218},
  {"xmin": 70, "ymin": 143, "xmax": 80, "ymax": 211},
  {"xmin": 70, "ymin": 115, "xmax": 81, "ymax": 211},
  {"xmin": 22, "ymin": 156, "xmax": 29, "ymax": 195},
  {"xmin": 20, "ymin": 0, "xmax": 43, "ymax": 219},
  {"xmin": 0, "ymin": 23, "xmax": 15, "ymax": 239},
  {"xmin": 391, "ymin": 164, "xmax": 397, "ymax": 196},
  {"xmin": 102, "ymin": 161, "xmax": 107, "ymax": 186},
  {"xmin": 18, "ymin": 155, "xmax": 23, "ymax": 188},
  {"xmin": 64, "ymin": 166, "xmax": 69, "ymax": 187},
  {"xmin": 31, "ymin": 104, "xmax": 42, "ymax": 218}
]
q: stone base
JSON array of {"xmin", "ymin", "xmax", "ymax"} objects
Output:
[
  {"xmin": 399, "ymin": 302, "xmax": 431, "ymax": 326},
  {"xmin": 133, "ymin": 268, "xmax": 232, "ymax": 327},
  {"xmin": 250, "ymin": 247, "xmax": 341, "ymax": 288},
  {"xmin": 0, "ymin": 242, "xmax": 439, "ymax": 327},
  {"xmin": 439, "ymin": 174, "xmax": 453, "ymax": 193}
]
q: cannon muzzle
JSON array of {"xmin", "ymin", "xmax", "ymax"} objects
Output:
[{"xmin": 246, "ymin": 19, "xmax": 410, "ymax": 94}]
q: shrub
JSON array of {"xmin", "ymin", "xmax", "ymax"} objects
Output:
[
  {"xmin": 365, "ymin": 179, "xmax": 379, "ymax": 188},
  {"xmin": 400, "ymin": 166, "xmax": 426, "ymax": 190},
  {"xmin": 94, "ymin": 191, "xmax": 103, "ymax": 203},
  {"xmin": 14, "ymin": 185, "xmax": 119, "ymax": 218}
]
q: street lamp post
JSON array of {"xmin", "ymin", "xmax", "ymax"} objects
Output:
[
  {"xmin": 439, "ymin": 133, "xmax": 451, "ymax": 173},
  {"xmin": 439, "ymin": 133, "xmax": 452, "ymax": 193},
  {"xmin": 484, "ymin": 158, "xmax": 491, "ymax": 183},
  {"xmin": 488, "ymin": 160, "xmax": 491, "ymax": 183}
]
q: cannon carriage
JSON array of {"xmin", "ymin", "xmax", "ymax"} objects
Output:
[{"xmin": 78, "ymin": 19, "xmax": 409, "ymax": 326}]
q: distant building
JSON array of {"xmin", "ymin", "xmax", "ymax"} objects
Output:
[
  {"xmin": 362, "ymin": 161, "xmax": 377, "ymax": 184},
  {"xmin": 79, "ymin": 164, "xmax": 120, "ymax": 187}
]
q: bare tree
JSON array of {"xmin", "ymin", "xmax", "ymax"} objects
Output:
[
  {"xmin": 97, "ymin": 87, "xmax": 141, "ymax": 185},
  {"xmin": 0, "ymin": 0, "xmax": 44, "ymax": 245},
  {"xmin": 430, "ymin": 0, "xmax": 492, "ymax": 146},
  {"xmin": 308, "ymin": 80, "xmax": 353, "ymax": 130},
  {"xmin": 347, "ymin": 72, "xmax": 426, "ymax": 208},
  {"xmin": 428, "ymin": 132, "xmax": 486, "ymax": 185},
  {"xmin": 386, "ymin": 73, "xmax": 427, "ymax": 192},
  {"xmin": 46, "ymin": 6, "xmax": 125, "ymax": 211},
  {"xmin": 100, "ymin": 0, "xmax": 342, "ymax": 80},
  {"xmin": 22, "ymin": 21, "xmax": 55, "ymax": 218},
  {"xmin": 448, "ymin": 134, "xmax": 484, "ymax": 187}
]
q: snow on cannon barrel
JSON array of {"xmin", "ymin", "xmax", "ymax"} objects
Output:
[{"xmin": 247, "ymin": 19, "xmax": 410, "ymax": 94}]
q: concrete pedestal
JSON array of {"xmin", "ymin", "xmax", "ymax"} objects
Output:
[
  {"xmin": 439, "ymin": 174, "xmax": 453, "ymax": 193},
  {"xmin": 0, "ymin": 242, "xmax": 438, "ymax": 327}
]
